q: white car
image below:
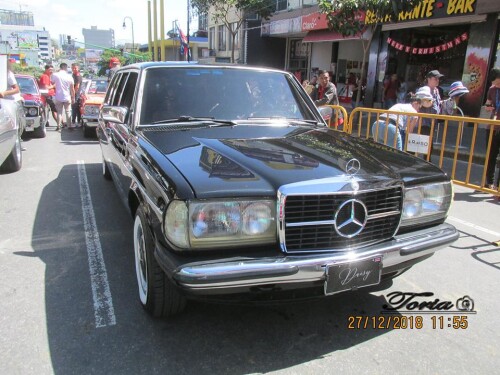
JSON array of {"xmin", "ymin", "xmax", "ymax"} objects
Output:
[{"xmin": 0, "ymin": 98, "xmax": 24, "ymax": 173}]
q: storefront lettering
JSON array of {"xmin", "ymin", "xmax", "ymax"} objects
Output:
[
  {"xmin": 365, "ymin": 0, "xmax": 476, "ymax": 25},
  {"xmin": 447, "ymin": 0, "xmax": 475, "ymax": 15},
  {"xmin": 387, "ymin": 32, "xmax": 468, "ymax": 55},
  {"xmin": 398, "ymin": 0, "xmax": 435, "ymax": 21}
]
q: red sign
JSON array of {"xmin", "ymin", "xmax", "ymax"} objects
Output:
[{"xmin": 302, "ymin": 12, "xmax": 329, "ymax": 31}]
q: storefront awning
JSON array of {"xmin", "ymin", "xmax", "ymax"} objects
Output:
[{"xmin": 303, "ymin": 29, "xmax": 368, "ymax": 43}]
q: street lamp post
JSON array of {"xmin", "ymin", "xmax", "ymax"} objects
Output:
[{"xmin": 122, "ymin": 16, "xmax": 135, "ymax": 62}]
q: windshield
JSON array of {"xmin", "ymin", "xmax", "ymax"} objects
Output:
[
  {"xmin": 88, "ymin": 79, "xmax": 108, "ymax": 94},
  {"xmin": 17, "ymin": 77, "xmax": 38, "ymax": 95},
  {"xmin": 139, "ymin": 67, "xmax": 315, "ymax": 125}
]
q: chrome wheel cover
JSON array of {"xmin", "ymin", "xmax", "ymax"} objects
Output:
[{"xmin": 133, "ymin": 216, "xmax": 148, "ymax": 305}]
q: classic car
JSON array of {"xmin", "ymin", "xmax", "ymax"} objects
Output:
[
  {"xmin": 81, "ymin": 78, "xmax": 108, "ymax": 137},
  {"xmin": 0, "ymin": 97, "xmax": 24, "ymax": 173},
  {"xmin": 15, "ymin": 74, "xmax": 47, "ymax": 138},
  {"xmin": 98, "ymin": 62, "xmax": 459, "ymax": 317}
]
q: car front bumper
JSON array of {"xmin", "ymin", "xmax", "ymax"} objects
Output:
[
  {"xmin": 82, "ymin": 115, "xmax": 99, "ymax": 127},
  {"xmin": 158, "ymin": 223, "xmax": 458, "ymax": 295}
]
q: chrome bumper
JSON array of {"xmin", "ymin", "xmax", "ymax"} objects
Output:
[
  {"xmin": 82, "ymin": 115, "xmax": 99, "ymax": 126},
  {"xmin": 172, "ymin": 223, "xmax": 458, "ymax": 292}
]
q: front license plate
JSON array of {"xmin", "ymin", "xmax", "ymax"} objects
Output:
[
  {"xmin": 324, "ymin": 256, "xmax": 382, "ymax": 295},
  {"xmin": 25, "ymin": 119, "xmax": 34, "ymax": 131}
]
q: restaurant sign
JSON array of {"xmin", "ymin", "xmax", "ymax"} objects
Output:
[{"xmin": 365, "ymin": 0, "xmax": 477, "ymax": 25}]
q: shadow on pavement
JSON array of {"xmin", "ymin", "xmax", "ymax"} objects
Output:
[{"xmin": 19, "ymin": 162, "xmax": 402, "ymax": 374}]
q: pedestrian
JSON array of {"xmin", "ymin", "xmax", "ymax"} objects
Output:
[
  {"xmin": 419, "ymin": 69, "xmax": 444, "ymax": 135},
  {"xmin": 484, "ymin": 68, "xmax": 500, "ymax": 189},
  {"xmin": 441, "ymin": 81, "xmax": 469, "ymax": 115},
  {"xmin": 51, "ymin": 62, "xmax": 75, "ymax": 131},
  {"xmin": 310, "ymin": 70, "xmax": 339, "ymax": 106},
  {"xmin": 71, "ymin": 63, "xmax": 82, "ymax": 127},
  {"xmin": 302, "ymin": 79, "xmax": 314, "ymax": 95},
  {"xmin": 397, "ymin": 76, "xmax": 408, "ymax": 103},
  {"xmin": 383, "ymin": 73, "xmax": 400, "ymax": 109},
  {"xmin": 371, "ymin": 86, "xmax": 433, "ymax": 151},
  {"xmin": 108, "ymin": 57, "xmax": 121, "ymax": 82},
  {"xmin": 38, "ymin": 64, "xmax": 58, "ymax": 125},
  {"xmin": 310, "ymin": 70, "xmax": 342, "ymax": 127}
]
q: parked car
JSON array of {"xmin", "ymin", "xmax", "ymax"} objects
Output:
[
  {"xmin": 15, "ymin": 74, "xmax": 47, "ymax": 138},
  {"xmin": 0, "ymin": 98, "xmax": 24, "ymax": 173},
  {"xmin": 81, "ymin": 78, "xmax": 108, "ymax": 137},
  {"xmin": 98, "ymin": 62, "xmax": 459, "ymax": 317}
]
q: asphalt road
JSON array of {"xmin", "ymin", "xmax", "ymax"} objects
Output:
[{"xmin": 1, "ymin": 122, "xmax": 499, "ymax": 375}]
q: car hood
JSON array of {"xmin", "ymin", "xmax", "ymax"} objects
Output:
[
  {"xmin": 84, "ymin": 94, "xmax": 105, "ymax": 105},
  {"xmin": 139, "ymin": 124, "xmax": 447, "ymax": 199}
]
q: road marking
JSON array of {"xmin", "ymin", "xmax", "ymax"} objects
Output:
[
  {"xmin": 448, "ymin": 216, "xmax": 500, "ymax": 238},
  {"xmin": 77, "ymin": 160, "xmax": 116, "ymax": 328}
]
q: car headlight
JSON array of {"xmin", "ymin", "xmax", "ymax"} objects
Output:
[
  {"xmin": 25, "ymin": 107, "xmax": 38, "ymax": 116},
  {"xmin": 84, "ymin": 105, "xmax": 99, "ymax": 116},
  {"xmin": 400, "ymin": 181, "xmax": 453, "ymax": 227},
  {"xmin": 164, "ymin": 199, "xmax": 276, "ymax": 250}
]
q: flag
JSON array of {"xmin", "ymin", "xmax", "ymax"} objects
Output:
[{"xmin": 177, "ymin": 25, "xmax": 189, "ymax": 57}]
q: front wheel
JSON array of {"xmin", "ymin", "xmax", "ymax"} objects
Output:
[
  {"xmin": 133, "ymin": 205, "xmax": 186, "ymax": 317},
  {"xmin": 0, "ymin": 134, "xmax": 22, "ymax": 173}
]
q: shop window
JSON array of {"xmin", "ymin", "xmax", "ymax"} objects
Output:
[
  {"xmin": 209, "ymin": 27, "xmax": 215, "ymax": 50},
  {"xmin": 218, "ymin": 25, "xmax": 226, "ymax": 51}
]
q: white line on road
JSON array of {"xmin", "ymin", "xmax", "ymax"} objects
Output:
[
  {"xmin": 448, "ymin": 216, "xmax": 500, "ymax": 238},
  {"xmin": 77, "ymin": 160, "xmax": 116, "ymax": 328}
]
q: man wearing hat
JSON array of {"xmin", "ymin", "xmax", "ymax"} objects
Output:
[
  {"xmin": 108, "ymin": 57, "xmax": 121, "ymax": 81},
  {"xmin": 442, "ymin": 81, "xmax": 469, "ymax": 115},
  {"xmin": 419, "ymin": 70, "xmax": 444, "ymax": 125},
  {"xmin": 371, "ymin": 86, "xmax": 433, "ymax": 150}
]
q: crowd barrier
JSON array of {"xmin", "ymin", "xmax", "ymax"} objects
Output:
[{"xmin": 322, "ymin": 105, "xmax": 500, "ymax": 196}]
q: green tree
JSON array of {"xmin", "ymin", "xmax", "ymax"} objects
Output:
[
  {"xmin": 191, "ymin": 0, "xmax": 275, "ymax": 63},
  {"xmin": 318, "ymin": 0, "xmax": 416, "ymax": 105}
]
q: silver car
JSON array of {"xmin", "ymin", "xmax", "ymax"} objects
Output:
[{"xmin": 0, "ymin": 98, "xmax": 24, "ymax": 173}]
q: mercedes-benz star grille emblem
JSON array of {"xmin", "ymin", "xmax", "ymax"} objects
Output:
[
  {"xmin": 334, "ymin": 199, "xmax": 367, "ymax": 238},
  {"xmin": 346, "ymin": 158, "xmax": 361, "ymax": 176}
]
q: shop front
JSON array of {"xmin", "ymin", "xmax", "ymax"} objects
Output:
[
  {"xmin": 365, "ymin": 0, "xmax": 500, "ymax": 117},
  {"xmin": 301, "ymin": 12, "xmax": 369, "ymax": 104}
]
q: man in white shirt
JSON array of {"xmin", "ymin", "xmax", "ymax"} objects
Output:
[{"xmin": 51, "ymin": 63, "xmax": 75, "ymax": 130}]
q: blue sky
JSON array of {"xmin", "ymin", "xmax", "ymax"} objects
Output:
[{"xmin": 2, "ymin": 0, "xmax": 195, "ymax": 46}]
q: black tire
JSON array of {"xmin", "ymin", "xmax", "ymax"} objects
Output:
[
  {"xmin": 133, "ymin": 205, "xmax": 186, "ymax": 317},
  {"xmin": 102, "ymin": 155, "xmax": 112, "ymax": 180},
  {"xmin": 0, "ymin": 134, "xmax": 22, "ymax": 173},
  {"xmin": 83, "ymin": 124, "xmax": 96, "ymax": 138}
]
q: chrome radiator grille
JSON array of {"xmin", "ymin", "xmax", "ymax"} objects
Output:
[{"xmin": 282, "ymin": 187, "xmax": 402, "ymax": 253}]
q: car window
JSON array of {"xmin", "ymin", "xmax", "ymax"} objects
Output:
[{"xmin": 139, "ymin": 67, "xmax": 312, "ymax": 124}]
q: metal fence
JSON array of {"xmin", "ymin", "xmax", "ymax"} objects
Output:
[{"xmin": 323, "ymin": 105, "xmax": 500, "ymax": 196}]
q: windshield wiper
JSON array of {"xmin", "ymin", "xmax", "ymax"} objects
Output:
[{"xmin": 151, "ymin": 116, "xmax": 236, "ymax": 126}]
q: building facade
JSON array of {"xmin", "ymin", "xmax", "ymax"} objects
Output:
[
  {"xmin": 251, "ymin": 0, "xmax": 500, "ymax": 117},
  {"xmin": 82, "ymin": 26, "xmax": 115, "ymax": 50}
]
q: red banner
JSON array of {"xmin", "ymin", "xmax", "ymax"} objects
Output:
[{"xmin": 387, "ymin": 32, "xmax": 468, "ymax": 54}]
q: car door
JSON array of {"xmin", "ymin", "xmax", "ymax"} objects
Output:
[{"xmin": 106, "ymin": 71, "xmax": 139, "ymax": 202}]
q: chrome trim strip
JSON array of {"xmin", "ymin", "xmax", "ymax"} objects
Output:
[
  {"xmin": 174, "ymin": 223, "xmax": 458, "ymax": 290},
  {"xmin": 285, "ymin": 210, "xmax": 400, "ymax": 227}
]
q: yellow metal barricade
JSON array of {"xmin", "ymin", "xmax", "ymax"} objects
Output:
[
  {"xmin": 320, "ymin": 105, "xmax": 349, "ymax": 132},
  {"xmin": 341, "ymin": 106, "xmax": 500, "ymax": 196}
]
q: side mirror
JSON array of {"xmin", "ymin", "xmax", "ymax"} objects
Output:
[{"xmin": 101, "ymin": 105, "xmax": 128, "ymax": 124}]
